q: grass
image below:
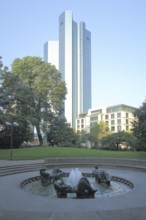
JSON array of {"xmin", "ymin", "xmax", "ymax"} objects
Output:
[{"xmin": 0, "ymin": 146, "xmax": 146, "ymax": 160}]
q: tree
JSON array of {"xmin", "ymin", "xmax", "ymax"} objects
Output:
[
  {"xmin": 101, "ymin": 131, "xmax": 137, "ymax": 150},
  {"xmin": 46, "ymin": 117, "xmax": 78, "ymax": 146},
  {"xmin": 1, "ymin": 56, "xmax": 67, "ymax": 146},
  {"xmin": 0, "ymin": 57, "xmax": 33, "ymax": 148},
  {"xmin": 90, "ymin": 121, "xmax": 109, "ymax": 142},
  {"xmin": 132, "ymin": 99, "xmax": 146, "ymax": 150},
  {"xmin": 84, "ymin": 121, "xmax": 109, "ymax": 147},
  {"xmin": 12, "ymin": 56, "xmax": 67, "ymax": 145},
  {"xmin": 0, "ymin": 117, "xmax": 33, "ymax": 149}
]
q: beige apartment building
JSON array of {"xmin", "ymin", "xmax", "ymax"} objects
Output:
[{"xmin": 76, "ymin": 104, "xmax": 137, "ymax": 133}]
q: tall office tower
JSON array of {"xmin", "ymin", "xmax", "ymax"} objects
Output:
[
  {"xmin": 44, "ymin": 41, "xmax": 59, "ymax": 69},
  {"xmin": 59, "ymin": 11, "xmax": 78, "ymax": 127},
  {"xmin": 59, "ymin": 11, "xmax": 91, "ymax": 127},
  {"xmin": 78, "ymin": 22, "xmax": 91, "ymax": 115}
]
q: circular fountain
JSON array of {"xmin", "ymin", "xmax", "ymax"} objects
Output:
[
  {"xmin": 20, "ymin": 166, "xmax": 134, "ymax": 199},
  {"xmin": 1, "ymin": 158, "xmax": 146, "ymax": 220}
]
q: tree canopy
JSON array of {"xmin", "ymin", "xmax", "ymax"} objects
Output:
[
  {"xmin": 101, "ymin": 131, "xmax": 137, "ymax": 150},
  {"xmin": 0, "ymin": 57, "xmax": 33, "ymax": 148},
  {"xmin": 132, "ymin": 99, "xmax": 146, "ymax": 150},
  {"xmin": 81, "ymin": 121, "xmax": 109, "ymax": 147},
  {"xmin": 46, "ymin": 117, "xmax": 78, "ymax": 146},
  {"xmin": 0, "ymin": 56, "xmax": 67, "ymax": 146}
]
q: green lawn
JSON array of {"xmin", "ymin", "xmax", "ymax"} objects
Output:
[{"xmin": 0, "ymin": 146, "xmax": 146, "ymax": 160}]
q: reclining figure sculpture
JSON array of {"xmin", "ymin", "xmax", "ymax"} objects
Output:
[
  {"xmin": 54, "ymin": 179, "xmax": 72, "ymax": 198},
  {"xmin": 40, "ymin": 168, "xmax": 65, "ymax": 186},
  {"xmin": 92, "ymin": 166, "xmax": 111, "ymax": 186},
  {"xmin": 75, "ymin": 177, "xmax": 97, "ymax": 198},
  {"xmin": 54, "ymin": 177, "xmax": 97, "ymax": 199}
]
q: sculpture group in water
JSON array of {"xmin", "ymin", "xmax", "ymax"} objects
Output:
[
  {"xmin": 40, "ymin": 166, "xmax": 111, "ymax": 199},
  {"xmin": 40, "ymin": 168, "xmax": 64, "ymax": 187},
  {"xmin": 92, "ymin": 166, "xmax": 111, "ymax": 186},
  {"xmin": 54, "ymin": 176, "xmax": 97, "ymax": 198}
]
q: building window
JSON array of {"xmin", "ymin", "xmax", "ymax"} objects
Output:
[
  {"xmin": 105, "ymin": 115, "xmax": 108, "ymax": 119},
  {"xmin": 126, "ymin": 126, "xmax": 129, "ymax": 131},
  {"xmin": 77, "ymin": 119, "xmax": 80, "ymax": 124},
  {"xmin": 117, "ymin": 119, "xmax": 121, "ymax": 124},
  {"xmin": 91, "ymin": 109, "xmax": 102, "ymax": 114},
  {"xmin": 126, "ymin": 113, "xmax": 129, "ymax": 118},
  {"xmin": 111, "ymin": 114, "xmax": 115, "ymax": 119},
  {"xmin": 90, "ymin": 122, "xmax": 97, "ymax": 127},
  {"xmin": 90, "ymin": 116, "xmax": 98, "ymax": 121},
  {"xmin": 111, "ymin": 126, "xmax": 115, "ymax": 131},
  {"xmin": 111, "ymin": 120, "xmax": 115, "ymax": 125},
  {"xmin": 117, "ymin": 112, "xmax": 121, "ymax": 118},
  {"xmin": 77, "ymin": 125, "xmax": 80, "ymax": 129},
  {"xmin": 105, "ymin": 121, "xmax": 109, "ymax": 125},
  {"xmin": 81, "ymin": 124, "xmax": 84, "ymax": 128},
  {"xmin": 117, "ymin": 126, "xmax": 121, "ymax": 131},
  {"xmin": 126, "ymin": 119, "xmax": 129, "ymax": 124},
  {"xmin": 81, "ymin": 119, "xmax": 84, "ymax": 123}
]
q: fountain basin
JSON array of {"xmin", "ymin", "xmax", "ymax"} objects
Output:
[{"xmin": 20, "ymin": 167, "xmax": 134, "ymax": 199}]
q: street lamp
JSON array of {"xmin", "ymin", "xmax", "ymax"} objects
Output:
[{"xmin": 6, "ymin": 122, "xmax": 19, "ymax": 160}]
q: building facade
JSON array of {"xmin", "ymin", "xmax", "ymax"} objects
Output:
[
  {"xmin": 44, "ymin": 41, "xmax": 59, "ymax": 69},
  {"xmin": 44, "ymin": 11, "xmax": 91, "ymax": 127},
  {"xmin": 76, "ymin": 104, "xmax": 137, "ymax": 133},
  {"xmin": 59, "ymin": 11, "xmax": 91, "ymax": 127},
  {"xmin": 77, "ymin": 22, "xmax": 91, "ymax": 115},
  {"xmin": 59, "ymin": 11, "xmax": 78, "ymax": 126}
]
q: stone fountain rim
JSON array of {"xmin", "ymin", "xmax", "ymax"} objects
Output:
[{"xmin": 44, "ymin": 157, "xmax": 146, "ymax": 172}]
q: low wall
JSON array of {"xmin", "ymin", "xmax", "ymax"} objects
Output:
[{"xmin": 45, "ymin": 157, "xmax": 146, "ymax": 171}]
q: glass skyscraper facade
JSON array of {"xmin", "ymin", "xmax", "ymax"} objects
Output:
[
  {"xmin": 44, "ymin": 11, "xmax": 91, "ymax": 127},
  {"xmin": 59, "ymin": 11, "xmax": 91, "ymax": 127},
  {"xmin": 44, "ymin": 41, "xmax": 59, "ymax": 69},
  {"xmin": 78, "ymin": 22, "xmax": 91, "ymax": 115}
]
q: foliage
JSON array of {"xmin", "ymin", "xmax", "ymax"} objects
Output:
[
  {"xmin": 131, "ymin": 99, "xmax": 146, "ymax": 150},
  {"xmin": 0, "ymin": 56, "xmax": 67, "ymax": 146},
  {"xmin": 101, "ymin": 131, "xmax": 137, "ymax": 150},
  {"xmin": 0, "ymin": 118, "xmax": 33, "ymax": 149},
  {"xmin": 86, "ymin": 121, "xmax": 109, "ymax": 146},
  {"xmin": 46, "ymin": 117, "xmax": 79, "ymax": 146},
  {"xmin": 0, "ymin": 60, "xmax": 33, "ymax": 148}
]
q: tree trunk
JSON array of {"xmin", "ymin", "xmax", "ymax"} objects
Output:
[
  {"xmin": 116, "ymin": 143, "xmax": 119, "ymax": 150},
  {"xmin": 36, "ymin": 124, "xmax": 43, "ymax": 146}
]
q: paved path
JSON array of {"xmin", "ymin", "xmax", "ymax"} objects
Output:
[{"xmin": 0, "ymin": 160, "xmax": 146, "ymax": 220}]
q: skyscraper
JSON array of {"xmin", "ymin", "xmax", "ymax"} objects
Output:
[
  {"xmin": 44, "ymin": 41, "xmax": 59, "ymax": 69},
  {"xmin": 44, "ymin": 11, "xmax": 91, "ymax": 127},
  {"xmin": 59, "ymin": 11, "xmax": 78, "ymax": 127},
  {"xmin": 77, "ymin": 22, "xmax": 91, "ymax": 116},
  {"xmin": 59, "ymin": 11, "xmax": 91, "ymax": 127}
]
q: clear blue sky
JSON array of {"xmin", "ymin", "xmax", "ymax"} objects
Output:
[{"xmin": 1, "ymin": 0, "xmax": 146, "ymax": 109}]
